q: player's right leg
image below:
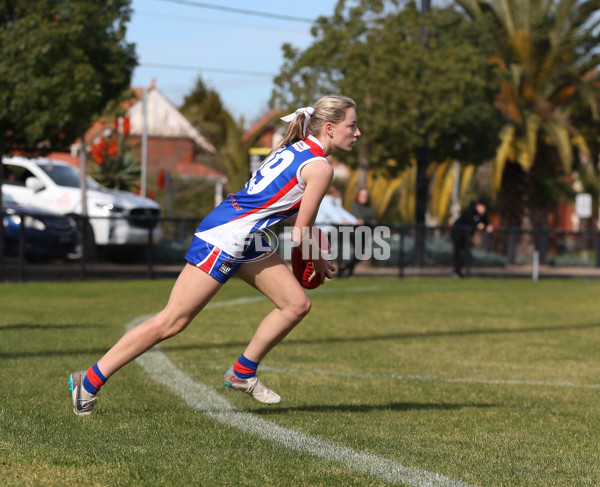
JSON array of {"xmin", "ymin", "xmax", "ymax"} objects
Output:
[{"xmin": 69, "ymin": 370, "xmax": 97, "ymax": 416}]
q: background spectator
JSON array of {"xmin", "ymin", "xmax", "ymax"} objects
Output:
[{"xmin": 451, "ymin": 198, "xmax": 494, "ymax": 278}]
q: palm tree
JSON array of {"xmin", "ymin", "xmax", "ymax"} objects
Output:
[
  {"xmin": 456, "ymin": 0, "xmax": 600, "ymax": 227},
  {"xmin": 429, "ymin": 160, "xmax": 476, "ymax": 225}
]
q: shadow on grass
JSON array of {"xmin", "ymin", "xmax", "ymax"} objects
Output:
[
  {"xmin": 159, "ymin": 320, "xmax": 600, "ymax": 352},
  {"xmin": 0, "ymin": 323, "xmax": 97, "ymax": 331},
  {"xmin": 3, "ymin": 320, "xmax": 599, "ymax": 360},
  {"xmin": 0, "ymin": 323, "xmax": 109, "ymax": 360},
  {"xmin": 251, "ymin": 401, "xmax": 499, "ymax": 415}
]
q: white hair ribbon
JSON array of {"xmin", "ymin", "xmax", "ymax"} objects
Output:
[{"xmin": 280, "ymin": 106, "xmax": 315, "ymax": 137}]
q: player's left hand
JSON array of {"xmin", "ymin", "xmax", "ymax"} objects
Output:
[{"xmin": 309, "ymin": 254, "xmax": 336, "ymax": 284}]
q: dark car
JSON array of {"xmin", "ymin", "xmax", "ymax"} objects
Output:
[{"xmin": 2, "ymin": 193, "xmax": 78, "ymax": 261}]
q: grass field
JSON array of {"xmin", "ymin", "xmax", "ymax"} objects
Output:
[{"xmin": 1, "ymin": 276, "xmax": 599, "ymax": 486}]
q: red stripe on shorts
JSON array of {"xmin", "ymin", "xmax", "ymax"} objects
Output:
[{"xmin": 198, "ymin": 248, "xmax": 221, "ymax": 274}]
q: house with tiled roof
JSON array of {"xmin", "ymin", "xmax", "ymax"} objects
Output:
[{"xmin": 52, "ymin": 83, "xmax": 226, "ymax": 206}]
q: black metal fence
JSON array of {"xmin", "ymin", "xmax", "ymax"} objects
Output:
[
  {"xmin": 380, "ymin": 223, "xmax": 600, "ymax": 278},
  {"xmin": 2, "ymin": 213, "xmax": 599, "ymax": 282}
]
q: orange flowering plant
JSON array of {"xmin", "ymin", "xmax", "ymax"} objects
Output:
[{"xmin": 89, "ymin": 117, "xmax": 140, "ymax": 192}]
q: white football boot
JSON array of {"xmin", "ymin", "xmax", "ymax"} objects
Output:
[
  {"xmin": 69, "ymin": 370, "xmax": 97, "ymax": 416},
  {"xmin": 223, "ymin": 367, "xmax": 281, "ymax": 404}
]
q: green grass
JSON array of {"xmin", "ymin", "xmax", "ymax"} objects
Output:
[{"xmin": 1, "ymin": 277, "xmax": 599, "ymax": 486}]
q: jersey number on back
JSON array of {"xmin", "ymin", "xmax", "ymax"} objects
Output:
[{"xmin": 246, "ymin": 150, "xmax": 294, "ymax": 195}]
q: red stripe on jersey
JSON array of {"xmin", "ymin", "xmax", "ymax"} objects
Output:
[
  {"xmin": 231, "ymin": 175, "xmax": 300, "ymax": 222},
  {"xmin": 199, "ymin": 248, "xmax": 221, "ymax": 273},
  {"xmin": 303, "ymin": 137, "xmax": 325, "ymax": 157}
]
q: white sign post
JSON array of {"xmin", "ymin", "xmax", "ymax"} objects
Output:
[
  {"xmin": 575, "ymin": 193, "xmax": 593, "ymax": 263},
  {"xmin": 575, "ymin": 193, "xmax": 592, "ymax": 219}
]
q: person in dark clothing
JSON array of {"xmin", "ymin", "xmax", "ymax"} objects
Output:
[
  {"xmin": 350, "ymin": 188, "xmax": 376, "ymax": 227},
  {"xmin": 340, "ymin": 188, "xmax": 377, "ymax": 277},
  {"xmin": 450, "ymin": 198, "xmax": 493, "ymax": 278}
]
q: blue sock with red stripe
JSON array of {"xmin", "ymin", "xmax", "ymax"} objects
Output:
[
  {"xmin": 83, "ymin": 363, "xmax": 107, "ymax": 395},
  {"xmin": 233, "ymin": 354, "xmax": 259, "ymax": 379}
]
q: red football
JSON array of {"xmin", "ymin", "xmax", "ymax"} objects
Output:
[{"xmin": 291, "ymin": 227, "xmax": 331, "ymax": 289}]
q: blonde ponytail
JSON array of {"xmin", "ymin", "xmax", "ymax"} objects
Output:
[{"xmin": 273, "ymin": 94, "xmax": 356, "ymax": 153}]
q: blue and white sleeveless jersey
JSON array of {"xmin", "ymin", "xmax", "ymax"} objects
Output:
[{"xmin": 193, "ymin": 135, "xmax": 327, "ymax": 258}]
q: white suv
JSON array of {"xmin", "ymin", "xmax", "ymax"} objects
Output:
[{"xmin": 2, "ymin": 156, "xmax": 161, "ymax": 248}]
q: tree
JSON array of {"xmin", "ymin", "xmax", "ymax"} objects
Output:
[
  {"xmin": 180, "ymin": 77, "xmax": 232, "ymax": 150},
  {"xmin": 0, "ymin": 0, "xmax": 137, "ymax": 258},
  {"xmin": 0, "ymin": 1, "xmax": 136, "ymax": 153},
  {"xmin": 456, "ymin": 0, "xmax": 600, "ymax": 228},
  {"xmin": 179, "ymin": 75, "xmax": 249, "ymax": 197},
  {"xmin": 272, "ymin": 0, "xmax": 500, "ymax": 213},
  {"xmin": 220, "ymin": 115, "xmax": 255, "ymax": 192}
]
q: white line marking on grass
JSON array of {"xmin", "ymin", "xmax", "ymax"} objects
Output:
[
  {"xmin": 199, "ymin": 285, "xmax": 387, "ymax": 308},
  {"xmin": 315, "ymin": 285, "xmax": 387, "ymax": 294},
  {"xmin": 181, "ymin": 364, "xmax": 600, "ymax": 390},
  {"xmin": 205, "ymin": 295, "xmax": 267, "ymax": 307},
  {"xmin": 127, "ymin": 309, "xmax": 474, "ymax": 487}
]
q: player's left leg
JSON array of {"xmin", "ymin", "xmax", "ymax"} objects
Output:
[
  {"xmin": 223, "ymin": 251, "xmax": 311, "ymax": 404},
  {"xmin": 236, "ymin": 251, "xmax": 311, "ymax": 361}
]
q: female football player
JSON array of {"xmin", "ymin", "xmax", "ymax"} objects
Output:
[{"xmin": 69, "ymin": 94, "xmax": 361, "ymax": 414}]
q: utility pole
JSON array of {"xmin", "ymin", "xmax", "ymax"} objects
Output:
[
  {"xmin": 414, "ymin": 0, "xmax": 431, "ymax": 267},
  {"xmin": 79, "ymin": 134, "xmax": 88, "ymax": 217},
  {"xmin": 0, "ymin": 138, "xmax": 5, "ymax": 266},
  {"xmin": 141, "ymin": 87, "xmax": 148, "ymax": 198}
]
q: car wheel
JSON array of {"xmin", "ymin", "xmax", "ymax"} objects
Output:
[{"xmin": 69, "ymin": 217, "xmax": 97, "ymax": 262}]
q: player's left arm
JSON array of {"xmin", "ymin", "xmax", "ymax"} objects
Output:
[
  {"xmin": 295, "ymin": 160, "xmax": 332, "ymax": 226},
  {"xmin": 293, "ymin": 160, "xmax": 335, "ymax": 281}
]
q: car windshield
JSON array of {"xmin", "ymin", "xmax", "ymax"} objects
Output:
[
  {"xmin": 37, "ymin": 163, "xmax": 100, "ymax": 190},
  {"xmin": 2, "ymin": 193, "xmax": 17, "ymax": 205}
]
